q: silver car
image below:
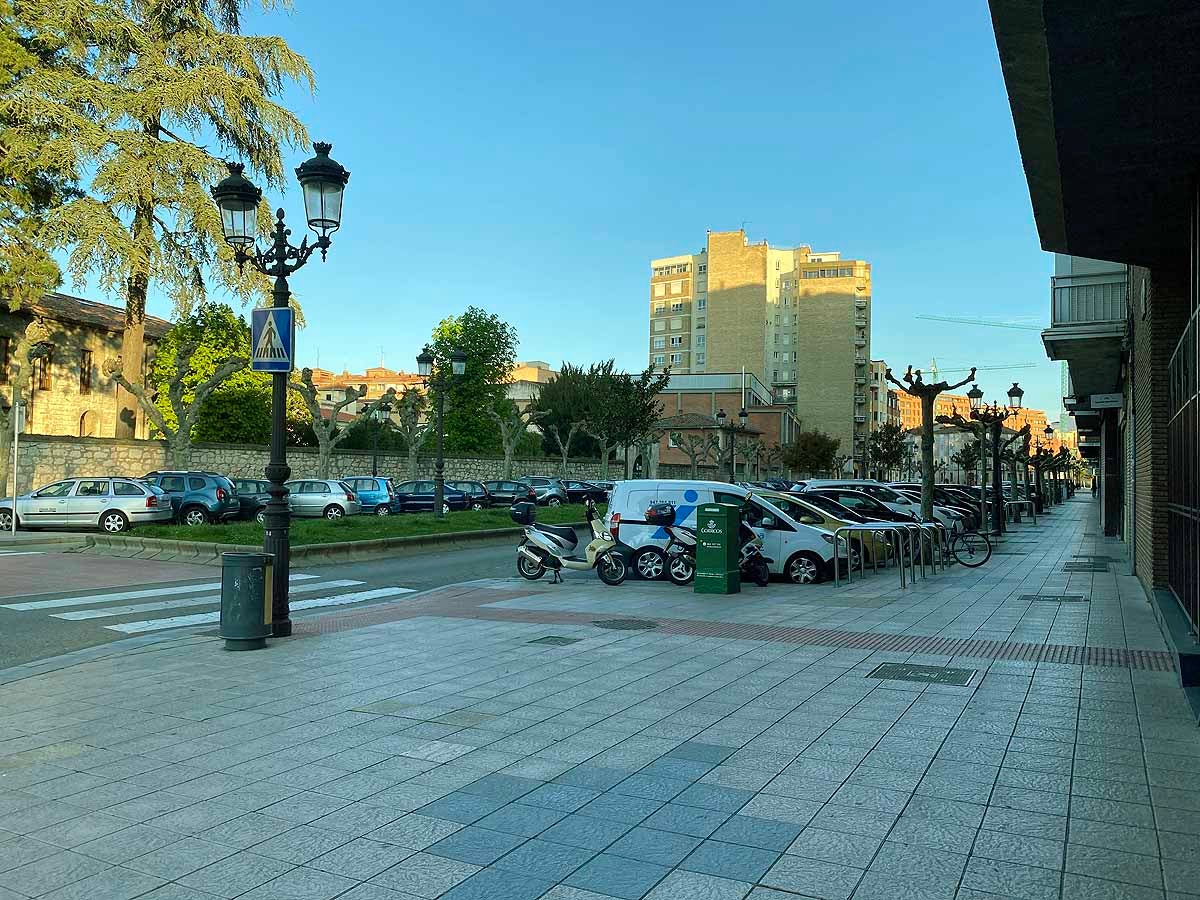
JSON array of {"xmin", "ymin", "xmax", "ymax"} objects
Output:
[
  {"xmin": 0, "ymin": 477, "xmax": 172, "ymax": 534},
  {"xmin": 284, "ymin": 479, "xmax": 363, "ymax": 519}
]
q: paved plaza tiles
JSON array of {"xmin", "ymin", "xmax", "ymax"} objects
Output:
[{"xmin": 0, "ymin": 498, "xmax": 1196, "ymax": 899}]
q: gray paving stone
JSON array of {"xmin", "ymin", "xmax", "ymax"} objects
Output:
[
  {"xmin": 645, "ymin": 870, "xmax": 752, "ymax": 900},
  {"xmin": 427, "ymin": 825, "xmax": 525, "ymax": 865},
  {"xmin": 540, "ymin": 814, "xmax": 631, "ymax": 851},
  {"xmin": 579, "ymin": 792, "xmax": 664, "ymax": 825},
  {"xmin": 250, "ymin": 825, "xmax": 351, "ymax": 865},
  {"xmin": 238, "ymin": 865, "xmax": 359, "ymax": 900},
  {"xmin": 196, "ymin": 811, "xmax": 294, "ymax": 850},
  {"xmin": 307, "ymin": 837, "xmax": 413, "ymax": 880},
  {"xmin": 175, "ymin": 850, "xmax": 294, "ymax": 898},
  {"xmin": 607, "ymin": 826, "xmax": 703, "ymax": 868},
  {"xmin": 642, "ymin": 803, "xmax": 730, "ymax": 839},
  {"xmin": 850, "ymin": 870, "xmax": 955, "ymax": 900},
  {"xmin": 961, "ymin": 856, "xmax": 1063, "ymax": 900},
  {"xmin": 368, "ymin": 813, "xmax": 462, "ymax": 850},
  {"xmin": 370, "ymin": 851, "xmax": 479, "ymax": 898},
  {"xmin": 460, "ymin": 774, "xmax": 543, "ymax": 802},
  {"xmin": 0, "ymin": 835, "xmax": 63, "ymax": 871},
  {"xmin": 760, "ymin": 854, "xmax": 864, "ymax": 900},
  {"xmin": 681, "ymin": 839, "xmax": 779, "ymax": 883},
  {"xmin": 125, "ymin": 837, "xmax": 236, "ymax": 880},
  {"xmin": 0, "ymin": 848, "xmax": 112, "ymax": 895},
  {"xmin": 566, "ymin": 851, "xmax": 670, "ymax": 899},
  {"xmin": 35, "ymin": 865, "xmax": 165, "ymax": 900},
  {"xmin": 441, "ymin": 866, "xmax": 555, "ymax": 900},
  {"xmin": 1066, "ymin": 842, "xmax": 1164, "ymax": 889},
  {"xmin": 614, "ymin": 774, "xmax": 691, "ymax": 802},
  {"xmin": 493, "ymin": 837, "xmax": 595, "ymax": 881},
  {"xmin": 1062, "ymin": 872, "xmax": 1166, "ymax": 900},
  {"xmin": 972, "ymin": 828, "xmax": 1064, "ymax": 870},
  {"xmin": 415, "ymin": 792, "xmax": 505, "ymax": 825},
  {"xmin": 555, "ymin": 766, "xmax": 630, "ymax": 792}
]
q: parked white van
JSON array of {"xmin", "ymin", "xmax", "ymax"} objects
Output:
[
  {"xmin": 606, "ymin": 479, "xmax": 842, "ymax": 584},
  {"xmin": 801, "ymin": 479, "xmax": 965, "ymax": 533}
]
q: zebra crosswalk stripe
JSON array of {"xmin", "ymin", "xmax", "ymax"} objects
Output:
[
  {"xmin": 50, "ymin": 579, "xmax": 366, "ymax": 621},
  {"xmin": 2, "ymin": 574, "xmax": 321, "ymax": 611},
  {"xmin": 104, "ymin": 586, "xmax": 417, "ymax": 634}
]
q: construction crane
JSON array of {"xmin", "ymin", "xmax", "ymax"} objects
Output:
[{"xmin": 915, "ymin": 314, "xmax": 1042, "ymax": 332}]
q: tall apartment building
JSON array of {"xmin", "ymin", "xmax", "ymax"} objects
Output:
[{"xmin": 649, "ymin": 230, "xmax": 871, "ymax": 469}]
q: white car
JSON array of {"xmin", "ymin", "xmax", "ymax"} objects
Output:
[
  {"xmin": 606, "ymin": 479, "xmax": 843, "ymax": 584},
  {"xmin": 0, "ymin": 477, "xmax": 173, "ymax": 533},
  {"xmin": 802, "ymin": 479, "xmax": 964, "ymax": 533}
]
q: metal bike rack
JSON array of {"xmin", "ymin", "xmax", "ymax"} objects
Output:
[{"xmin": 833, "ymin": 523, "xmax": 916, "ymax": 590}]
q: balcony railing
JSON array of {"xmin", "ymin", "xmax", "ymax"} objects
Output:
[
  {"xmin": 854, "ymin": 394, "xmax": 866, "ymax": 404},
  {"xmin": 854, "ymin": 415, "xmax": 867, "ymax": 424},
  {"xmin": 1050, "ymin": 271, "xmax": 1128, "ymax": 326}
]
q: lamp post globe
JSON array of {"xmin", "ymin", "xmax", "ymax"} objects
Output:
[
  {"xmin": 295, "ymin": 142, "xmax": 350, "ymax": 251},
  {"xmin": 738, "ymin": 407, "xmax": 748, "ymax": 429},
  {"xmin": 450, "ymin": 348, "xmax": 468, "ymax": 377},
  {"xmin": 416, "ymin": 346, "xmax": 434, "ymax": 378},
  {"xmin": 1007, "ymin": 382, "xmax": 1024, "ymax": 410},
  {"xmin": 211, "ymin": 163, "xmax": 262, "ymax": 249},
  {"xmin": 967, "ymin": 383, "xmax": 984, "ymax": 414},
  {"xmin": 715, "ymin": 408, "xmax": 727, "ymax": 426}
]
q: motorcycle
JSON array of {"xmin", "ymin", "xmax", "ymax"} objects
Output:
[
  {"xmin": 513, "ymin": 498, "xmax": 629, "ymax": 585},
  {"xmin": 645, "ymin": 503, "xmax": 772, "ymax": 587}
]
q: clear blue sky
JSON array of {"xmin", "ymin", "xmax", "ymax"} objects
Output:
[{"xmin": 141, "ymin": 0, "xmax": 1063, "ymax": 417}]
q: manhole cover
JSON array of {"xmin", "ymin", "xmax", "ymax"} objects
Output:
[
  {"xmin": 528, "ymin": 636, "xmax": 582, "ymax": 646},
  {"xmin": 593, "ymin": 619, "xmax": 660, "ymax": 631},
  {"xmin": 1020, "ymin": 594, "xmax": 1089, "ymax": 603},
  {"xmin": 1063, "ymin": 562, "xmax": 1109, "ymax": 573},
  {"xmin": 867, "ymin": 663, "xmax": 977, "ymax": 687}
]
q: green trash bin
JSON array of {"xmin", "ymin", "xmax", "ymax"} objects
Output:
[
  {"xmin": 218, "ymin": 552, "xmax": 273, "ymax": 650},
  {"xmin": 694, "ymin": 502, "xmax": 741, "ymax": 594}
]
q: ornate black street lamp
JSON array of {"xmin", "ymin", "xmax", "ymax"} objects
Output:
[
  {"xmin": 371, "ymin": 397, "xmax": 394, "ymax": 477},
  {"xmin": 416, "ymin": 345, "xmax": 467, "ymax": 518},
  {"xmin": 211, "ymin": 143, "xmax": 349, "ymax": 637},
  {"xmin": 715, "ymin": 407, "xmax": 748, "ymax": 483},
  {"xmin": 969, "ymin": 382, "xmax": 1021, "ymax": 536}
]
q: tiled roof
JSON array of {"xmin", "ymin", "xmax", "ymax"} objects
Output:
[{"xmin": 24, "ymin": 293, "xmax": 172, "ymax": 338}]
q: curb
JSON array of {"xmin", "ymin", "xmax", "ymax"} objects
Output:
[{"xmin": 80, "ymin": 523, "xmax": 585, "ymax": 566}]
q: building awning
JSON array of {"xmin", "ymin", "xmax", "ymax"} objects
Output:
[{"xmin": 988, "ymin": 1, "xmax": 1200, "ymax": 269}]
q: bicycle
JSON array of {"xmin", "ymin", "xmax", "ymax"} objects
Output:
[{"xmin": 949, "ymin": 529, "xmax": 992, "ymax": 567}]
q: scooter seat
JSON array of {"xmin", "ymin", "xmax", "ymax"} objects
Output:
[{"xmin": 533, "ymin": 523, "xmax": 579, "ymax": 544}]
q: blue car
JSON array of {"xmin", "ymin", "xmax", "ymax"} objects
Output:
[{"xmin": 343, "ymin": 476, "xmax": 403, "ymax": 516}]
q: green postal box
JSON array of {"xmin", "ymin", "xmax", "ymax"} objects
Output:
[{"xmin": 693, "ymin": 503, "xmax": 741, "ymax": 594}]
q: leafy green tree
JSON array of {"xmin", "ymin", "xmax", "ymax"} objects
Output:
[
  {"xmin": 867, "ymin": 423, "xmax": 906, "ymax": 479},
  {"xmin": 0, "ymin": 320, "xmax": 49, "ymax": 495},
  {"xmin": 15, "ymin": 0, "xmax": 314, "ymax": 437},
  {"xmin": 533, "ymin": 363, "xmax": 600, "ymax": 459},
  {"xmin": 0, "ymin": 0, "xmax": 76, "ymax": 310},
  {"xmin": 782, "ymin": 428, "xmax": 841, "ymax": 477},
  {"xmin": 431, "ymin": 307, "xmax": 518, "ymax": 453},
  {"xmin": 950, "ymin": 439, "xmax": 982, "ymax": 479},
  {"xmin": 582, "ymin": 361, "xmax": 670, "ymax": 479},
  {"xmin": 390, "ymin": 385, "xmax": 430, "ymax": 479}
]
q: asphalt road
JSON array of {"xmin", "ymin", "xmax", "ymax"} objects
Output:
[{"xmin": 0, "ymin": 540, "xmax": 520, "ymax": 670}]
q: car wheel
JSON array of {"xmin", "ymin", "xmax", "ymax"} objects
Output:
[
  {"xmin": 182, "ymin": 507, "xmax": 209, "ymax": 527},
  {"xmin": 633, "ymin": 547, "xmax": 666, "ymax": 580},
  {"xmin": 0, "ymin": 508, "xmax": 15, "ymax": 531},
  {"xmin": 786, "ymin": 551, "xmax": 824, "ymax": 585},
  {"xmin": 324, "ymin": 505, "xmax": 344, "ymax": 520},
  {"xmin": 547, "ymin": 496, "xmax": 563, "ymax": 507},
  {"xmin": 255, "ymin": 508, "xmax": 266, "ymax": 525},
  {"xmin": 100, "ymin": 511, "xmax": 129, "ymax": 534},
  {"xmin": 375, "ymin": 505, "xmax": 392, "ymax": 517},
  {"xmin": 442, "ymin": 502, "xmax": 451, "ymax": 514},
  {"xmin": 472, "ymin": 501, "xmax": 484, "ymax": 511}
]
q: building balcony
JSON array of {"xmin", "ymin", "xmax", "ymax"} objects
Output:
[
  {"xmin": 854, "ymin": 337, "xmax": 867, "ymax": 348},
  {"xmin": 854, "ymin": 355, "xmax": 867, "ymax": 364},
  {"xmin": 854, "ymin": 315, "xmax": 867, "ymax": 326},
  {"xmin": 854, "ymin": 394, "xmax": 866, "ymax": 404},
  {"xmin": 855, "ymin": 299, "xmax": 867, "ymax": 309},
  {"xmin": 1041, "ymin": 262, "xmax": 1128, "ymax": 398},
  {"xmin": 855, "ymin": 375, "xmax": 868, "ymax": 385},
  {"xmin": 854, "ymin": 415, "xmax": 868, "ymax": 424}
]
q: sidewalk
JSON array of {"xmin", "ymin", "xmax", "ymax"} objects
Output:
[{"xmin": 0, "ymin": 497, "xmax": 1195, "ymax": 900}]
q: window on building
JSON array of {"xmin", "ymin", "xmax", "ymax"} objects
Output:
[
  {"xmin": 696, "ymin": 319, "xmax": 705, "ymax": 329},
  {"xmin": 0, "ymin": 336, "xmax": 7, "ymax": 383},
  {"xmin": 669, "ymin": 353, "xmax": 682, "ymax": 365},
  {"xmin": 653, "ymin": 354, "xmax": 666, "ymax": 366},
  {"xmin": 670, "ymin": 336, "xmax": 683, "ymax": 347},
  {"xmin": 35, "ymin": 350, "xmax": 52, "ymax": 392},
  {"xmin": 696, "ymin": 335, "xmax": 705, "ymax": 347},
  {"xmin": 671, "ymin": 301, "xmax": 683, "ymax": 312},
  {"xmin": 671, "ymin": 281, "xmax": 681, "ymax": 295},
  {"xmin": 698, "ymin": 264, "xmax": 707, "ymax": 274},
  {"xmin": 654, "ymin": 303, "xmax": 665, "ymax": 314},
  {"xmin": 654, "ymin": 283, "xmax": 665, "ymax": 297},
  {"xmin": 653, "ymin": 337, "xmax": 665, "ymax": 349},
  {"xmin": 670, "ymin": 318, "xmax": 682, "ymax": 330},
  {"xmin": 696, "ymin": 353, "xmax": 705, "ymax": 365},
  {"xmin": 80, "ymin": 349, "xmax": 93, "ymax": 394},
  {"xmin": 653, "ymin": 320, "xmax": 665, "ymax": 332},
  {"xmin": 697, "ymin": 297, "xmax": 706, "ymax": 310}
]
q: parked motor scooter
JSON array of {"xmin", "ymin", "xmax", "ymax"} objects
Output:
[{"xmin": 514, "ymin": 498, "xmax": 629, "ymax": 585}]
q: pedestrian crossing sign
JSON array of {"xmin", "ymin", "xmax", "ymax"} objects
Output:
[{"xmin": 251, "ymin": 307, "xmax": 295, "ymax": 373}]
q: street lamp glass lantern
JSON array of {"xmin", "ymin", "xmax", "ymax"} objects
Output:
[
  {"xmin": 1007, "ymin": 382, "xmax": 1024, "ymax": 409},
  {"xmin": 967, "ymin": 383, "xmax": 984, "ymax": 412},
  {"xmin": 210, "ymin": 163, "xmax": 262, "ymax": 248},
  {"xmin": 416, "ymin": 346, "xmax": 434, "ymax": 378},
  {"xmin": 716, "ymin": 408, "xmax": 727, "ymax": 426},
  {"xmin": 450, "ymin": 349, "xmax": 467, "ymax": 377},
  {"xmin": 1044, "ymin": 425, "xmax": 1054, "ymax": 438},
  {"xmin": 738, "ymin": 408, "xmax": 748, "ymax": 428},
  {"xmin": 295, "ymin": 142, "xmax": 350, "ymax": 239}
]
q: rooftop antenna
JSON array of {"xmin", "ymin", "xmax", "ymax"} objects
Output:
[{"xmin": 380, "ymin": 347, "xmax": 385, "ymax": 369}]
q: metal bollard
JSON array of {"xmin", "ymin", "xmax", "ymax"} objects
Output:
[{"xmin": 219, "ymin": 552, "xmax": 273, "ymax": 651}]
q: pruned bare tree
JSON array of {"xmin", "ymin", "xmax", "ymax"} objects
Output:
[
  {"xmin": 546, "ymin": 422, "xmax": 584, "ymax": 477},
  {"xmin": 392, "ymin": 385, "xmax": 430, "ymax": 480},
  {"xmin": 487, "ymin": 403, "xmax": 545, "ymax": 479},
  {"xmin": 736, "ymin": 439, "xmax": 761, "ymax": 480},
  {"xmin": 887, "ymin": 364, "xmax": 976, "ymax": 520},
  {"xmin": 671, "ymin": 432, "xmax": 718, "ymax": 478},
  {"xmin": 290, "ymin": 368, "xmax": 396, "ymax": 478},
  {"xmin": 104, "ymin": 342, "xmax": 247, "ymax": 469},
  {"xmin": 763, "ymin": 443, "xmax": 783, "ymax": 478}
]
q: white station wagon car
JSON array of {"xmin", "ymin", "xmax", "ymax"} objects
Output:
[{"xmin": 0, "ymin": 477, "xmax": 173, "ymax": 533}]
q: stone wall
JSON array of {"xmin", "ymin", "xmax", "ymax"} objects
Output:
[{"xmin": 7, "ymin": 434, "xmax": 613, "ymax": 495}]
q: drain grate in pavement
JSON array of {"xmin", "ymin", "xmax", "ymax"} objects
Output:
[
  {"xmin": 868, "ymin": 663, "xmax": 977, "ymax": 687},
  {"xmin": 527, "ymin": 636, "xmax": 582, "ymax": 646},
  {"xmin": 1063, "ymin": 561, "xmax": 1109, "ymax": 573},
  {"xmin": 1021, "ymin": 594, "xmax": 1089, "ymax": 603},
  {"xmin": 593, "ymin": 619, "xmax": 660, "ymax": 631}
]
